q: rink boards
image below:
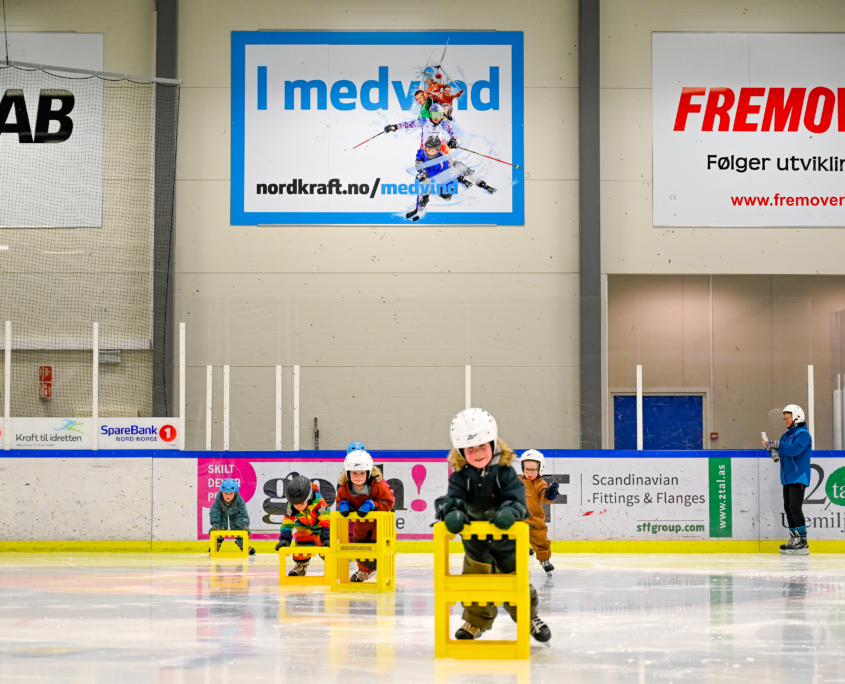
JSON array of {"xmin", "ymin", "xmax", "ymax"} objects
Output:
[{"xmin": 0, "ymin": 449, "xmax": 844, "ymax": 550}]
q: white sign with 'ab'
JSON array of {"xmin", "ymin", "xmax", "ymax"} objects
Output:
[
  {"xmin": 653, "ymin": 33, "xmax": 845, "ymax": 227},
  {"xmin": 231, "ymin": 31, "xmax": 524, "ymax": 225}
]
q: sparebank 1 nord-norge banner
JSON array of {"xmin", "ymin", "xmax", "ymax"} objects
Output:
[
  {"xmin": 653, "ymin": 33, "xmax": 845, "ymax": 227},
  {"xmin": 231, "ymin": 32, "xmax": 524, "ymax": 225}
]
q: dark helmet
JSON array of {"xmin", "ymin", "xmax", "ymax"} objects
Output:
[
  {"xmin": 424, "ymin": 135, "xmax": 441, "ymax": 150},
  {"xmin": 286, "ymin": 475, "xmax": 313, "ymax": 505}
]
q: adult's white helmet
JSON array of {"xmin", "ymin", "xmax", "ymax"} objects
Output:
[
  {"xmin": 783, "ymin": 404, "xmax": 806, "ymax": 425},
  {"xmin": 450, "ymin": 408, "xmax": 498, "ymax": 451},
  {"xmin": 344, "ymin": 449, "xmax": 374, "ymax": 477},
  {"xmin": 519, "ymin": 449, "xmax": 546, "ymax": 476}
]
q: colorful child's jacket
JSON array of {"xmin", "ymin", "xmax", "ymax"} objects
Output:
[
  {"xmin": 278, "ymin": 481, "xmax": 331, "ymax": 546},
  {"xmin": 335, "ymin": 466, "xmax": 395, "ymax": 538}
]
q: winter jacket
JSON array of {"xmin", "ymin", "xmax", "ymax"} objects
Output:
[
  {"xmin": 209, "ymin": 492, "xmax": 250, "ymax": 530},
  {"xmin": 415, "ymin": 148, "xmax": 449, "ymax": 178},
  {"xmin": 435, "ymin": 439, "xmax": 528, "ymax": 523},
  {"xmin": 519, "ymin": 475, "xmax": 554, "ymax": 531},
  {"xmin": 278, "ymin": 481, "xmax": 331, "ymax": 545},
  {"xmin": 336, "ymin": 466, "xmax": 396, "ymax": 538},
  {"xmin": 395, "ymin": 117, "xmax": 457, "ymax": 148},
  {"xmin": 778, "ymin": 424, "xmax": 812, "ymax": 486}
]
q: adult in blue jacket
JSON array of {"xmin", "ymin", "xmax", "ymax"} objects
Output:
[{"xmin": 763, "ymin": 404, "xmax": 811, "ymax": 555}]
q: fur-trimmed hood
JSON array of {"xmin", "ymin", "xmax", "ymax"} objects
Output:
[
  {"xmin": 338, "ymin": 465, "xmax": 383, "ymax": 485},
  {"xmin": 447, "ymin": 438, "xmax": 516, "ymax": 471}
]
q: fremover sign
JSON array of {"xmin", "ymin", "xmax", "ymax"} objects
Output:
[
  {"xmin": 231, "ymin": 32, "xmax": 524, "ymax": 225},
  {"xmin": 653, "ymin": 33, "xmax": 845, "ymax": 227}
]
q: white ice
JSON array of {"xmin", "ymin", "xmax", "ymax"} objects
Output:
[{"xmin": 0, "ymin": 552, "xmax": 842, "ymax": 683}]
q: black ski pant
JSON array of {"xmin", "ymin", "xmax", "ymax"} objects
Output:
[
  {"xmin": 783, "ymin": 483, "xmax": 806, "ymax": 529},
  {"xmin": 460, "ymin": 537, "xmax": 539, "ymax": 631}
]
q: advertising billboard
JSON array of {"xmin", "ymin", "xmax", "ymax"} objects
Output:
[
  {"xmin": 231, "ymin": 31, "xmax": 524, "ymax": 225},
  {"xmin": 653, "ymin": 33, "xmax": 845, "ymax": 227}
]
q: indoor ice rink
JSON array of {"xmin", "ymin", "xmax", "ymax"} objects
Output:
[{"xmin": 2, "ymin": 0, "xmax": 845, "ymax": 682}]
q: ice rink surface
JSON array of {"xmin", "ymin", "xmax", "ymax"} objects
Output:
[{"xmin": 0, "ymin": 552, "xmax": 843, "ymax": 683}]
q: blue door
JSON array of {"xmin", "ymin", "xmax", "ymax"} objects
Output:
[{"xmin": 614, "ymin": 395, "xmax": 703, "ymax": 450}]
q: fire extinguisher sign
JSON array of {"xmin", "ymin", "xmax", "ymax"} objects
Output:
[{"xmin": 39, "ymin": 365, "xmax": 52, "ymax": 400}]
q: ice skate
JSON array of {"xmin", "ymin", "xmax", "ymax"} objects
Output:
[
  {"xmin": 454, "ymin": 622, "xmax": 486, "ymax": 640},
  {"xmin": 476, "ymin": 179, "xmax": 497, "ymax": 194},
  {"xmin": 540, "ymin": 559, "xmax": 554, "ymax": 573},
  {"xmin": 350, "ymin": 569, "xmax": 376, "ymax": 582},
  {"xmin": 529, "ymin": 547, "xmax": 535, "ymax": 556},
  {"xmin": 782, "ymin": 537, "xmax": 809, "ymax": 555},
  {"xmin": 779, "ymin": 530, "xmax": 798, "ymax": 552},
  {"xmin": 248, "ymin": 547, "xmax": 256, "ymax": 556},
  {"xmin": 288, "ymin": 563, "xmax": 309, "ymax": 577},
  {"xmin": 530, "ymin": 616, "xmax": 552, "ymax": 643}
]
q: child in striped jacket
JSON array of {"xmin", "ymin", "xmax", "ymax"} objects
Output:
[{"xmin": 274, "ymin": 475, "xmax": 331, "ymax": 576}]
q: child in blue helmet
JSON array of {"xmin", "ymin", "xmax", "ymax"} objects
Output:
[
  {"xmin": 209, "ymin": 478, "xmax": 255, "ymax": 555},
  {"xmin": 348, "ymin": 441, "xmax": 367, "ymax": 454}
]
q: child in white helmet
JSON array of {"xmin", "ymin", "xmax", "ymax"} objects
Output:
[
  {"xmin": 435, "ymin": 408, "xmax": 552, "ymax": 643},
  {"xmin": 517, "ymin": 450, "xmax": 560, "ymax": 572},
  {"xmin": 762, "ymin": 404, "xmax": 812, "ymax": 555},
  {"xmin": 335, "ymin": 449, "xmax": 396, "ymax": 582}
]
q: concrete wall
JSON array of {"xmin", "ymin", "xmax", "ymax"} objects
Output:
[
  {"xmin": 608, "ymin": 275, "xmax": 845, "ymax": 449},
  {"xmin": 601, "ymin": 0, "xmax": 845, "ymax": 275},
  {"xmin": 175, "ymin": 0, "xmax": 582, "ymax": 450}
]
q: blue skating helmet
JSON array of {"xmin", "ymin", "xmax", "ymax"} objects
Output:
[
  {"xmin": 347, "ymin": 441, "xmax": 366, "ymax": 454},
  {"xmin": 220, "ymin": 478, "xmax": 239, "ymax": 493}
]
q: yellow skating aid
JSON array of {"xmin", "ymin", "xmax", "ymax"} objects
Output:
[
  {"xmin": 327, "ymin": 511, "xmax": 396, "ymax": 593},
  {"xmin": 278, "ymin": 544, "xmax": 332, "ymax": 586},
  {"xmin": 209, "ymin": 530, "xmax": 249, "ymax": 559},
  {"xmin": 434, "ymin": 521, "xmax": 531, "ymax": 660}
]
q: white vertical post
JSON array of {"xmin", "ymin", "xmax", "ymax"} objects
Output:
[
  {"xmin": 808, "ymin": 364, "xmax": 815, "ymax": 445},
  {"xmin": 293, "ymin": 365, "xmax": 300, "ymax": 451},
  {"xmin": 4, "ymin": 321, "xmax": 10, "ymax": 451},
  {"xmin": 223, "ymin": 365, "xmax": 230, "ymax": 451},
  {"xmin": 275, "ymin": 365, "xmax": 282, "ymax": 451},
  {"xmin": 205, "ymin": 365, "xmax": 213, "ymax": 451},
  {"xmin": 92, "ymin": 322, "xmax": 99, "ymax": 452},
  {"xmin": 636, "ymin": 365, "xmax": 643, "ymax": 450},
  {"xmin": 179, "ymin": 322, "xmax": 185, "ymax": 451},
  {"xmin": 465, "ymin": 365, "xmax": 471, "ymax": 409}
]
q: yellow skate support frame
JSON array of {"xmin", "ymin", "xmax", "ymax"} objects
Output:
[
  {"xmin": 209, "ymin": 530, "xmax": 249, "ymax": 559},
  {"xmin": 327, "ymin": 511, "xmax": 396, "ymax": 593},
  {"xmin": 278, "ymin": 544, "xmax": 332, "ymax": 586},
  {"xmin": 434, "ymin": 521, "xmax": 530, "ymax": 660}
]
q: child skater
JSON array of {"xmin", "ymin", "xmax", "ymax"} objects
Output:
[
  {"xmin": 518, "ymin": 449, "xmax": 560, "ymax": 573},
  {"xmin": 435, "ymin": 408, "xmax": 552, "ymax": 643},
  {"xmin": 274, "ymin": 475, "xmax": 331, "ymax": 575},
  {"xmin": 335, "ymin": 449, "xmax": 396, "ymax": 582},
  {"xmin": 763, "ymin": 404, "xmax": 812, "ymax": 555},
  {"xmin": 209, "ymin": 478, "xmax": 255, "ymax": 555}
]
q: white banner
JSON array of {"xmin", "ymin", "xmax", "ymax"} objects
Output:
[
  {"xmin": 653, "ymin": 33, "xmax": 845, "ymax": 227},
  {"xmin": 98, "ymin": 418, "xmax": 179, "ymax": 450},
  {"xmin": 11, "ymin": 417, "xmax": 93, "ymax": 449},
  {"xmin": 0, "ymin": 66, "xmax": 103, "ymax": 228},
  {"xmin": 231, "ymin": 31, "xmax": 524, "ymax": 225}
]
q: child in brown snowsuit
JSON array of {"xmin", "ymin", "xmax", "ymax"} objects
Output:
[{"xmin": 518, "ymin": 449, "xmax": 559, "ymax": 573}]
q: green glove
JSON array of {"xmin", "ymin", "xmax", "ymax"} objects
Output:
[
  {"xmin": 493, "ymin": 507, "xmax": 516, "ymax": 530},
  {"xmin": 444, "ymin": 509, "xmax": 469, "ymax": 534}
]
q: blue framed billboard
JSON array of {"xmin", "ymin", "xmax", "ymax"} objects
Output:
[{"xmin": 230, "ymin": 31, "xmax": 524, "ymax": 225}]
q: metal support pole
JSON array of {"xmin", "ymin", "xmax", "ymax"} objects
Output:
[
  {"xmin": 465, "ymin": 365, "xmax": 471, "ymax": 409},
  {"xmin": 179, "ymin": 322, "xmax": 185, "ymax": 450},
  {"xmin": 4, "ymin": 321, "xmax": 10, "ymax": 451},
  {"xmin": 223, "ymin": 365, "xmax": 230, "ymax": 451},
  {"xmin": 636, "ymin": 365, "xmax": 643, "ymax": 450},
  {"xmin": 808, "ymin": 365, "xmax": 815, "ymax": 445},
  {"xmin": 276, "ymin": 365, "xmax": 282, "ymax": 451},
  {"xmin": 92, "ymin": 322, "xmax": 99, "ymax": 452},
  {"xmin": 293, "ymin": 365, "xmax": 300, "ymax": 451},
  {"xmin": 206, "ymin": 365, "xmax": 212, "ymax": 451}
]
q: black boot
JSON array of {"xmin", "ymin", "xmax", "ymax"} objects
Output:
[{"xmin": 530, "ymin": 616, "xmax": 551, "ymax": 642}]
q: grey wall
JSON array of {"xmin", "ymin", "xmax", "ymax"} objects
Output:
[{"xmin": 176, "ymin": 0, "xmax": 582, "ymax": 450}]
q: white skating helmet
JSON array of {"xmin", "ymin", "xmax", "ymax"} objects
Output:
[
  {"xmin": 519, "ymin": 449, "xmax": 545, "ymax": 476},
  {"xmin": 450, "ymin": 408, "xmax": 498, "ymax": 451},
  {"xmin": 783, "ymin": 404, "xmax": 805, "ymax": 425},
  {"xmin": 344, "ymin": 449, "xmax": 374, "ymax": 478}
]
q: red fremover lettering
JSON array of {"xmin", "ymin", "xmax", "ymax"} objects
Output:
[
  {"xmin": 702, "ymin": 88, "xmax": 735, "ymax": 131},
  {"xmin": 762, "ymin": 88, "xmax": 805, "ymax": 132},
  {"xmin": 733, "ymin": 88, "xmax": 765, "ymax": 132},
  {"xmin": 673, "ymin": 87, "xmax": 706, "ymax": 131}
]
